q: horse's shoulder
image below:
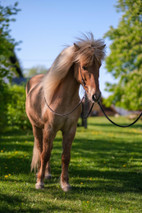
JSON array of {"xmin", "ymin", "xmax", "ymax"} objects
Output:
[{"xmin": 26, "ymin": 74, "xmax": 44, "ymax": 95}]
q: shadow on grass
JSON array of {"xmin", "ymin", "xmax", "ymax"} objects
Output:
[
  {"xmin": 0, "ymin": 123, "xmax": 142, "ymax": 197},
  {"xmin": 0, "ymin": 192, "xmax": 78, "ymax": 213},
  {"xmin": 0, "ymin": 193, "xmax": 25, "ymax": 213}
]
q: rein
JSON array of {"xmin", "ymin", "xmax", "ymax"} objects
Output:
[
  {"xmin": 97, "ymin": 100, "xmax": 142, "ymax": 128},
  {"xmin": 79, "ymin": 66, "xmax": 142, "ymax": 127},
  {"xmin": 44, "ymin": 66, "xmax": 142, "ymax": 126},
  {"xmin": 44, "ymin": 96, "xmax": 142, "ymax": 127}
]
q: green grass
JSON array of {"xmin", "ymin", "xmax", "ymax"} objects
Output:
[{"xmin": 0, "ymin": 117, "xmax": 142, "ymax": 213}]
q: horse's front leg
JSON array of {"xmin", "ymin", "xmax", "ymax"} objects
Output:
[
  {"xmin": 60, "ymin": 127, "xmax": 76, "ymax": 192},
  {"xmin": 45, "ymin": 159, "xmax": 52, "ymax": 180},
  {"xmin": 45, "ymin": 139, "xmax": 53, "ymax": 179},
  {"xmin": 36, "ymin": 128, "xmax": 55, "ymax": 189}
]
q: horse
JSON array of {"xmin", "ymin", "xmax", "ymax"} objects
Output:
[{"xmin": 25, "ymin": 33, "xmax": 105, "ymax": 191}]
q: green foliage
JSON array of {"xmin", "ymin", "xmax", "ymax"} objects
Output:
[
  {"xmin": 24, "ymin": 65, "xmax": 48, "ymax": 77},
  {"xmin": 0, "ymin": 84, "xmax": 31, "ymax": 131},
  {"xmin": 6, "ymin": 85, "xmax": 31, "ymax": 130},
  {"xmin": 0, "ymin": 3, "xmax": 27, "ymax": 131},
  {"xmin": 0, "ymin": 84, "xmax": 9, "ymax": 128},
  {"xmin": 0, "ymin": 2, "xmax": 21, "ymax": 84},
  {"xmin": 104, "ymin": 0, "xmax": 142, "ymax": 110}
]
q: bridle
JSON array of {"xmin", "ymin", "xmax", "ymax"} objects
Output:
[
  {"xmin": 79, "ymin": 65, "xmax": 101, "ymax": 102},
  {"xmin": 79, "ymin": 65, "xmax": 88, "ymax": 91},
  {"xmin": 79, "ymin": 65, "xmax": 95, "ymax": 118},
  {"xmin": 44, "ymin": 65, "xmax": 142, "ymax": 127}
]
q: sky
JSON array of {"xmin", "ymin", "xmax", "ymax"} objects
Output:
[{"xmin": 1, "ymin": 0, "xmax": 122, "ymax": 97}]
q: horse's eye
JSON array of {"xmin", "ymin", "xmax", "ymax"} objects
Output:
[{"xmin": 82, "ymin": 66, "xmax": 87, "ymax": 70}]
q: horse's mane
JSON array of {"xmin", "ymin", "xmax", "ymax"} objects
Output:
[{"xmin": 43, "ymin": 33, "xmax": 105, "ymax": 104}]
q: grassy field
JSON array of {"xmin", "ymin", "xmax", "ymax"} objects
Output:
[{"xmin": 0, "ymin": 117, "xmax": 142, "ymax": 213}]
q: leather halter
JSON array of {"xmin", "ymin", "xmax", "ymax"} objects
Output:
[{"xmin": 79, "ymin": 65, "xmax": 88, "ymax": 91}]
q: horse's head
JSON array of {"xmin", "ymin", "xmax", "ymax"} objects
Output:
[
  {"xmin": 73, "ymin": 35, "xmax": 105, "ymax": 102},
  {"xmin": 78, "ymin": 59, "xmax": 101, "ymax": 102}
]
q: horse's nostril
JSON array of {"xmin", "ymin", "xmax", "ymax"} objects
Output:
[
  {"xmin": 92, "ymin": 92, "xmax": 101, "ymax": 102},
  {"xmin": 92, "ymin": 94, "xmax": 97, "ymax": 102}
]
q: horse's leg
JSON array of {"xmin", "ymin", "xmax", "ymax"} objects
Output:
[
  {"xmin": 45, "ymin": 161, "xmax": 52, "ymax": 180},
  {"xmin": 45, "ymin": 143, "xmax": 53, "ymax": 180},
  {"xmin": 36, "ymin": 127, "xmax": 55, "ymax": 189},
  {"xmin": 60, "ymin": 127, "xmax": 76, "ymax": 192},
  {"xmin": 45, "ymin": 142, "xmax": 53, "ymax": 180},
  {"xmin": 31, "ymin": 126, "xmax": 43, "ymax": 173}
]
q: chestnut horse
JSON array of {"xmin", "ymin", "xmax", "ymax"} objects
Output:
[{"xmin": 26, "ymin": 33, "xmax": 105, "ymax": 191}]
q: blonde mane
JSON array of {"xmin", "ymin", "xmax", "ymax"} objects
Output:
[{"xmin": 43, "ymin": 33, "xmax": 105, "ymax": 104}]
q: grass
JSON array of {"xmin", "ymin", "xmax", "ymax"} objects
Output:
[{"xmin": 0, "ymin": 116, "xmax": 142, "ymax": 213}]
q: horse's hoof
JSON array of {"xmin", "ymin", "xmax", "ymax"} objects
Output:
[
  {"xmin": 35, "ymin": 182, "xmax": 44, "ymax": 189},
  {"xmin": 45, "ymin": 174, "xmax": 52, "ymax": 180},
  {"xmin": 61, "ymin": 183, "xmax": 72, "ymax": 192}
]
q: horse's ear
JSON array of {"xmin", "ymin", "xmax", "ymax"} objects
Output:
[
  {"xmin": 74, "ymin": 43, "xmax": 80, "ymax": 51},
  {"xmin": 100, "ymin": 44, "xmax": 106, "ymax": 50}
]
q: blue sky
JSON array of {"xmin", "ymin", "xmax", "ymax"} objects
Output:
[{"xmin": 2, "ymin": 0, "xmax": 122, "ymax": 97}]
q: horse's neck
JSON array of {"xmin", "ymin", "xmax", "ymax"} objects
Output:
[{"xmin": 50, "ymin": 66, "xmax": 80, "ymax": 107}]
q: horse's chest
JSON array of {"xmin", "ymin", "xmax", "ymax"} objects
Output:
[{"xmin": 52, "ymin": 114, "xmax": 78, "ymax": 132}]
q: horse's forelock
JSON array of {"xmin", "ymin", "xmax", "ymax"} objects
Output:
[{"xmin": 74, "ymin": 34, "xmax": 106, "ymax": 65}]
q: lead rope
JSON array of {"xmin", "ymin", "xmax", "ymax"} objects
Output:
[
  {"xmin": 97, "ymin": 100, "xmax": 142, "ymax": 127},
  {"xmin": 44, "ymin": 65, "xmax": 142, "ymax": 125},
  {"xmin": 44, "ymin": 96, "xmax": 142, "ymax": 126}
]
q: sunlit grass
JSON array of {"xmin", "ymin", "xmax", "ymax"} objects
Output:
[{"xmin": 0, "ymin": 117, "xmax": 142, "ymax": 212}]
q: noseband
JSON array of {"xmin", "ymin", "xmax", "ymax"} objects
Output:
[{"xmin": 79, "ymin": 65, "xmax": 88, "ymax": 90}]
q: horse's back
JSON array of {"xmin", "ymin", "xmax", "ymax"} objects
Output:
[{"xmin": 26, "ymin": 74, "xmax": 44, "ymax": 95}]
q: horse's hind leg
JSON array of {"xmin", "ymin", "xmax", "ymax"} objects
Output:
[
  {"xmin": 36, "ymin": 127, "xmax": 55, "ymax": 189},
  {"xmin": 60, "ymin": 127, "xmax": 76, "ymax": 192},
  {"xmin": 31, "ymin": 126, "xmax": 43, "ymax": 172}
]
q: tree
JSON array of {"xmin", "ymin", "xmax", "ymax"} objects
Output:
[
  {"xmin": 24, "ymin": 65, "xmax": 48, "ymax": 77},
  {"xmin": 0, "ymin": 2, "xmax": 21, "ymax": 130},
  {"xmin": 104, "ymin": 0, "xmax": 142, "ymax": 110},
  {"xmin": 0, "ymin": 2, "xmax": 21, "ymax": 84}
]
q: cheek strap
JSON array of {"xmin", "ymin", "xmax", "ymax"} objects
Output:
[{"xmin": 79, "ymin": 66, "xmax": 88, "ymax": 90}]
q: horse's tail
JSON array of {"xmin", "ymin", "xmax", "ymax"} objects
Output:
[{"xmin": 31, "ymin": 139, "xmax": 40, "ymax": 172}]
